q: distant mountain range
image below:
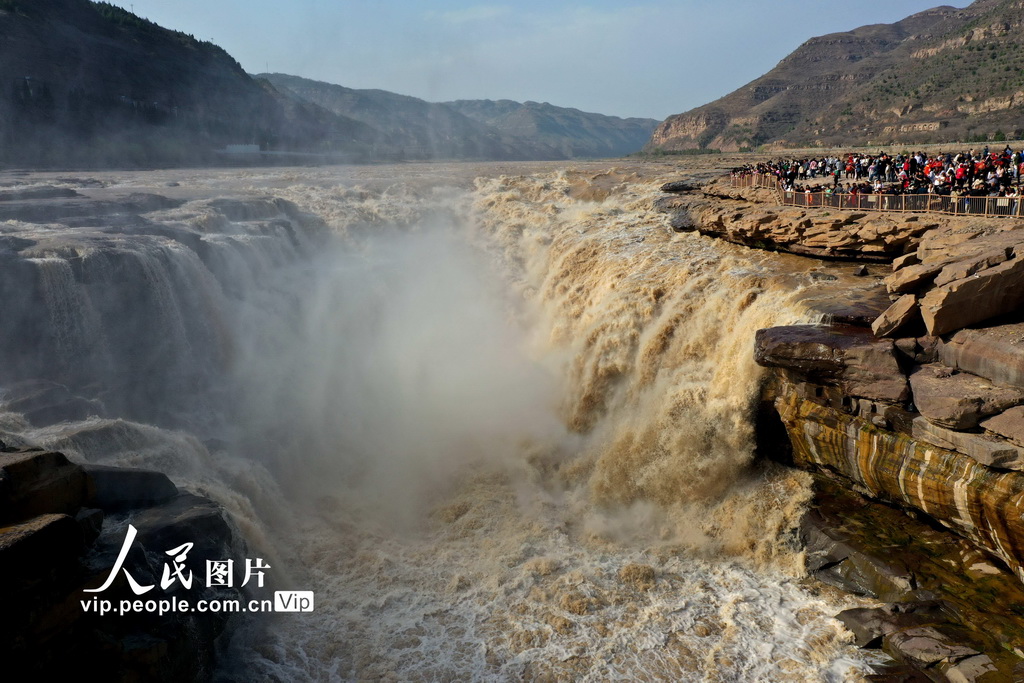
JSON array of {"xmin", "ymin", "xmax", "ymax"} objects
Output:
[
  {"xmin": 648, "ymin": 0, "xmax": 1024, "ymax": 152},
  {"xmin": 257, "ymin": 73, "xmax": 660, "ymax": 161},
  {"xmin": 442, "ymin": 99, "xmax": 660, "ymax": 159},
  {"xmin": 0, "ymin": 0, "xmax": 658, "ymax": 167}
]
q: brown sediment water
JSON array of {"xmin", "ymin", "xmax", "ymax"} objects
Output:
[{"xmin": 0, "ymin": 161, "xmax": 881, "ymax": 680}]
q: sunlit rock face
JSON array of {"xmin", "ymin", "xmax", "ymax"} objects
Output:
[{"xmin": 773, "ymin": 388, "xmax": 1024, "ymax": 584}]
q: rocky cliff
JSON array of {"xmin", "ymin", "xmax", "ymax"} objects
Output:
[
  {"xmin": 657, "ymin": 170, "xmax": 1024, "ymax": 680},
  {"xmin": 649, "ymin": 0, "xmax": 1024, "ymax": 151},
  {"xmin": 0, "ymin": 178, "xmax": 337, "ymax": 677},
  {"xmin": 0, "ymin": 444, "xmax": 242, "ymax": 680}
]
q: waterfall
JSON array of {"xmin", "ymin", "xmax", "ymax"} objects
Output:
[{"xmin": 0, "ymin": 166, "xmax": 873, "ymax": 681}]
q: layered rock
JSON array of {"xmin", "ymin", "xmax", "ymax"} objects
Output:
[
  {"xmin": 646, "ymin": 2, "xmax": 1024, "ymax": 150},
  {"xmin": 656, "ymin": 178, "xmax": 938, "ymax": 261},
  {"xmin": 876, "ymin": 226, "xmax": 1024, "ymax": 338},
  {"xmin": 755, "ymin": 324, "xmax": 908, "ymax": 403},
  {"xmin": 940, "ymin": 324, "xmax": 1024, "ymax": 390},
  {"xmin": 662, "ymin": 163, "xmax": 1024, "ymax": 679},
  {"xmin": 773, "ymin": 389, "xmax": 1024, "ymax": 581},
  {"xmin": 908, "ymin": 363, "xmax": 1024, "ymax": 429},
  {"xmin": 805, "ymin": 477, "xmax": 1024, "ymax": 681}
]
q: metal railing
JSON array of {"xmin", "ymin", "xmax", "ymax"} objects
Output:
[{"xmin": 730, "ymin": 174, "xmax": 1024, "ymax": 218}]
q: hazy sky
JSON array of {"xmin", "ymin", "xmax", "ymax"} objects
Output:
[{"xmin": 109, "ymin": 0, "xmax": 973, "ymax": 120}]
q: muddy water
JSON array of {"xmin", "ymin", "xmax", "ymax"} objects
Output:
[{"xmin": 0, "ymin": 160, "xmax": 880, "ymax": 681}]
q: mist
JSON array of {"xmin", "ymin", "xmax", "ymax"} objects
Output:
[
  {"xmin": 226, "ymin": 217, "xmax": 570, "ymax": 525},
  {"xmin": 0, "ymin": 165, "xmax": 875, "ymax": 680}
]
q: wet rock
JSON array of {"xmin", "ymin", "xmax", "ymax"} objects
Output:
[
  {"xmin": 70, "ymin": 493, "xmax": 242, "ymax": 681},
  {"xmin": 669, "ymin": 210, "xmax": 695, "ymax": 232},
  {"xmin": 776, "ymin": 392, "xmax": 1024, "ymax": 581},
  {"xmin": 755, "ymin": 324, "xmax": 908, "ymax": 403},
  {"xmin": 75, "ymin": 507, "xmax": 104, "ymax": 545},
  {"xmin": 940, "ymin": 654, "xmax": 1001, "ymax": 683},
  {"xmin": 909, "ymin": 365, "xmax": 1024, "ymax": 430},
  {"xmin": 800, "ymin": 477, "xmax": 1024, "ymax": 679},
  {"xmin": 130, "ymin": 493, "xmax": 236, "ymax": 567},
  {"xmin": 0, "ymin": 186, "xmax": 80, "ymax": 201},
  {"xmin": 659, "ymin": 181, "xmax": 697, "ymax": 193},
  {"xmin": 883, "ymin": 626, "xmax": 980, "ymax": 668},
  {"xmin": 0, "ymin": 450, "xmax": 88, "ymax": 524},
  {"xmin": 808, "ymin": 271, "xmax": 838, "ymax": 281},
  {"xmin": 839, "ymin": 608, "xmax": 894, "ymax": 648},
  {"xmin": 83, "ymin": 464, "xmax": 178, "ymax": 512},
  {"xmin": 207, "ymin": 197, "xmax": 287, "ymax": 222},
  {"xmin": 652, "ymin": 195, "xmax": 687, "ymax": 212},
  {"xmin": 118, "ymin": 193, "xmax": 185, "ymax": 214},
  {"xmin": 863, "ymin": 665, "xmax": 933, "ymax": 682},
  {"xmin": 0, "ymin": 380, "xmax": 105, "ymax": 427},
  {"xmin": 838, "ymin": 602, "xmax": 954, "ymax": 648},
  {"xmin": 872, "ymin": 295, "xmax": 924, "ymax": 338},
  {"xmin": 801, "ymin": 509, "xmax": 914, "ymax": 600},
  {"xmin": 0, "ymin": 513, "xmax": 85, "ymax": 588}
]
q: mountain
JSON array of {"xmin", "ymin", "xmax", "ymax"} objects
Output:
[
  {"xmin": 257, "ymin": 73, "xmax": 534, "ymax": 161},
  {"xmin": 0, "ymin": 0, "xmax": 376, "ymax": 166},
  {"xmin": 648, "ymin": 0, "xmax": 1024, "ymax": 151},
  {"xmin": 261, "ymin": 74, "xmax": 659, "ymax": 160},
  {"xmin": 443, "ymin": 100, "xmax": 660, "ymax": 159},
  {"xmin": 0, "ymin": 0, "xmax": 658, "ymax": 167}
]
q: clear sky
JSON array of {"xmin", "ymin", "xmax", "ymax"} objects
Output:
[{"xmin": 107, "ymin": 0, "xmax": 974, "ymax": 120}]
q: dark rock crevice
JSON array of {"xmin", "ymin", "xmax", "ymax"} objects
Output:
[{"xmin": 0, "ymin": 446, "xmax": 245, "ymax": 681}]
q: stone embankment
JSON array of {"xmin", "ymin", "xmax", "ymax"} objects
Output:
[{"xmin": 658, "ymin": 177, "xmax": 1024, "ymax": 682}]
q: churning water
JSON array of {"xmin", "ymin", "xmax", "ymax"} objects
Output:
[{"xmin": 0, "ymin": 162, "xmax": 875, "ymax": 681}]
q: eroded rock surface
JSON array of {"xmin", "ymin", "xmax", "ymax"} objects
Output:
[
  {"xmin": 755, "ymin": 324, "xmax": 908, "ymax": 403},
  {"xmin": 908, "ymin": 364, "xmax": 1024, "ymax": 430}
]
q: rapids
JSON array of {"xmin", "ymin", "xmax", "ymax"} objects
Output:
[{"xmin": 0, "ymin": 161, "xmax": 880, "ymax": 681}]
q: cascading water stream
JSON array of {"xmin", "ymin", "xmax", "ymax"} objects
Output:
[{"xmin": 0, "ymin": 164, "xmax": 878, "ymax": 681}]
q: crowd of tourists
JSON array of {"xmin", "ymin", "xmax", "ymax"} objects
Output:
[{"xmin": 733, "ymin": 147, "xmax": 1024, "ymax": 198}]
